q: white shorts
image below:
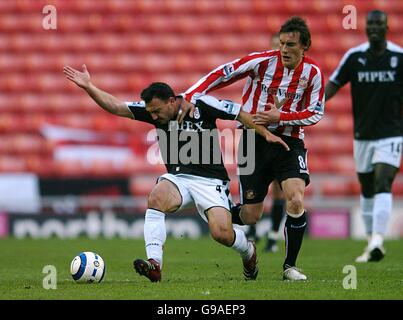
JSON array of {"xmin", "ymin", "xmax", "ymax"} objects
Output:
[
  {"xmin": 354, "ymin": 136, "xmax": 403, "ymax": 173},
  {"xmin": 157, "ymin": 173, "xmax": 232, "ymax": 222}
]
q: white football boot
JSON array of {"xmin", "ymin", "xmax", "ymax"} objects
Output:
[
  {"xmin": 283, "ymin": 266, "xmax": 307, "ymax": 281},
  {"xmin": 355, "ymin": 246, "xmax": 370, "ymax": 263}
]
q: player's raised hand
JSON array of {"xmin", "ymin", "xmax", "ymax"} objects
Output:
[
  {"xmin": 252, "ymin": 103, "xmax": 281, "ymax": 125},
  {"xmin": 177, "ymin": 99, "xmax": 195, "ymax": 123},
  {"xmin": 63, "ymin": 64, "xmax": 91, "ymax": 89}
]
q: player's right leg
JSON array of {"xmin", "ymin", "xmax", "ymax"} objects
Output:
[
  {"xmin": 232, "ymin": 129, "xmax": 272, "ymax": 226},
  {"xmin": 280, "ymin": 177, "xmax": 308, "ymax": 281},
  {"xmin": 134, "ymin": 175, "xmax": 186, "ymax": 282},
  {"xmin": 185, "ymin": 175, "xmax": 258, "ymax": 281},
  {"xmin": 354, "ymin": 139, "xmax": 377, "ymax": 262},
  {"xmin": 265, "ymin": 180, "xmax": 285, "ymax": 252},
  {"xmin": 356, "ymin": 172, "xmax": 375, "ymax": 262}
]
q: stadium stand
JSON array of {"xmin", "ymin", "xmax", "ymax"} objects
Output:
[{"xmin": 1, "ymin": 0, "xmax": 402, "ymax": 207}]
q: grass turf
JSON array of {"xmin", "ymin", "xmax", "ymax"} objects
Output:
[{"xmin": 0, "ymin": 237, "xmax": 402, "ymax": 300}]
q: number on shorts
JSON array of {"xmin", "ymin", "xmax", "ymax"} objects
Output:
[
  {"xmin": 298, "ymin": 155, "xmax": 306, "ymax": 169},
  {"xmin": 391, "ymin": 142, "xmax": 401, "ymax": 155}
]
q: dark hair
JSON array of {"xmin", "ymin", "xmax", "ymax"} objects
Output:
[
  {"xmin": 367, "ymin": 10, "xmax": 388, "ymax": 23},
  {"xmin": 279, "ymin": 16, "xmax": 311, "ymax": 50},
  {"xmin": 140, "ymin": 82, "xmax": 175, "ymax": 103}
]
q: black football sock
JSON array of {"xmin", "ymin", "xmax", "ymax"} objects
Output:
[
  {"xmin": 283, "ymin": 211, "xmax": 307, "ymax": 270},
  {"xmin": 246, "ymin": 225, "xmax": 256, "ymax": 238},
  {"xmin": 231, "ymin": 203, "xmax": 245, "ymax": 225},
  {"xmin": 271, "ymin": 199, "xmax": 285, "ymax": 232}
]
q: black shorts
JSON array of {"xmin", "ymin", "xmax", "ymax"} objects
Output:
[{"xmin": 238, "ymin": 130, "xmax": 310, "ymax": 204}]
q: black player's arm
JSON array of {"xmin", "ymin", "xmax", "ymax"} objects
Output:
[
  {"xmin": 63, "ymin": 64, "xmax": 133, "ymax": 118},
  {"xmin": 84, "ymin": 83, "xmax": 133, "ymax": 118},
  {"xmin": 324, "ymin": 81, "xmax": 341, "ymax": 102},
  {"xmin": 326, "ymin": 50, "xmax": 352, "ymax": 102}
]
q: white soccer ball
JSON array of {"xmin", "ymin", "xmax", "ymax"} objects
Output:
[{"xmin": 70, "ymin": 252, "xmax": 106, "ymax": 283}]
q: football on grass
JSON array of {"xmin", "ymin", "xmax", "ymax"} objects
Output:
[{"xmin": 70, "ymin": 252, "xmax": 105, "ymax": 283}]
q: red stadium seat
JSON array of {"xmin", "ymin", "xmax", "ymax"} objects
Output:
[
  {"xmin": 0, "ymin": 156, "xmax": 28, "ymax": 173},
  {"xmin": 321, "ymin": 178, "xmax": 352, "ymax": 197},
  {"xmin": 329, "ymin": 155, "xmax": 356, "ymax": 174},
  {"xmin": 334, "ymin": 115, "xmax": 354, "ymax": 133},
  {"xmin": 130, "ymin": 175, "xmax": 159, "ymax": 196},
  {"xmin": 307, "ymin": 155, "xmax": 333, "ymax": 173},
  {"xmin": 1, "ymin": 0, "xmax": 401, "ymax": 187},
  {"xmin": 392, "ymin": 180, "xmax": 403, "ymax": 196},
  {"xmin": 305, "ymin": 134, "xmax": 353, "ymax": 155}
]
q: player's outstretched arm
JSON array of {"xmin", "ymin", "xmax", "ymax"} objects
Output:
[
  {"xmin": 238, "ymin": 110, "xmax": 289, "ymax": 151},
  {"xmin": 63, "ymin": 64, "xmax": 133, "ymax": 118}
]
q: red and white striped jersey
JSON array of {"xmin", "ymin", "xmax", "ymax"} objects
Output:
[{"xmin": 185, "ymin": 50, "xmax": 325, "ymax": 139}]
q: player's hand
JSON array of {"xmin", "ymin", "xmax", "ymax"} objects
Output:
[
  {"xmin": 252, "ymin": 103, "xmax": 280, "ymax": 125},
  {"xmin": 264, "ymin": 131, "xmax": 290, "ymax": 151},
  {"xmin": 63, "ymin": 64, "xmax": 91, "ymax": 90},
  {"xmin": 177, "ymin": 99, "xmax": 195, "ymax": 123}
]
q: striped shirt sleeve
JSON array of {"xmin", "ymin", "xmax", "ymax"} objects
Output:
[{"xmin": 184, "ymin": 52, "xmax": 270, "ymax": 104}]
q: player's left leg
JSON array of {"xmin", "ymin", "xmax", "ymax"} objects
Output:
[
  {"xmin": 186, "ymin": 175, "xmax": 258, "ymax": 280},
  {"xmin": 265, "ymin": 180, "xmax": 285, "ymax": 252},
  {"xmin": 207, "ymin": 207, "xmax": 258, "ymax": 280},
  {"xmin": 245, "ymin": 224, "xmax": 258, "ymax": 241},
  {"xmin": 368, "ymin": 163, "xmax": 399, "ymax": 261},
  {"xmin": 281, "ymin": 177, "xmax": 307, "ymax": 281},
  {"xmin": 367, "ymin": 137, "xmax": 402, "ymax": 261}
]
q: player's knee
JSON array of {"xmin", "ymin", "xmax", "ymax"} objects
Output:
[
  {"xmin": 210, "ymin": 226, "xmax": 233, "ymax": 246},
  {"xmin": 374, "ymin": 181, "xmax": 392, "ymax": 193},
  {"xmin": 360, "ymin": 181, "xmax": 375, "ymax": 197},
  {"xmin": 241, "ymin": 215, "xmax": 260, "ymax": 225},
  {"xmin": 358, "ymin": 173, "xmax": 374, "ymax": 197},
  {"xmin": 286, "ymin": 194, "xmax": 304, "ymax": 214},
  {"xmin": 374, "ymin": 172, "xmax": 395, "ymax": 193},
  {"xmin": 240, "ymin": 207, "xmax": 262, "ymax": 224},
  {"xmin": 147, "ymin": 190, "xmax": 166, "ymax": 211}
]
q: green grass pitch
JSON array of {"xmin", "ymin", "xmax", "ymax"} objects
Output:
[{"xmin": 0, "ymin": 237, "xmax": 402, "ymax": 300}]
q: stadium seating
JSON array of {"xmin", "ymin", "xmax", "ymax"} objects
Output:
[{"xmin": 1, "ymin": 0, "xmax": 402, "ymax": 201}]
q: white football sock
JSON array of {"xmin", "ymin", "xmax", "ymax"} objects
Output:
[
  {"xmin": 268, "ymin": 230, "xmax": 279, "ymax": 240},
  {"xmin": 372, "ymin": 193, "xmax": 392, "ymax": 236},
  {"xmin": 144, "ymin": 208, "xmax": 166, "ymax": 268},
  {"xmin": 231, "ymin": 228, "xmax": 253, "ymax": 260},
  {"xmin": 369, "ymin": 233, "xmax": 384, "ymax": 250},
  {"xmin": 360, "ymin": 195, "xmax": 374, "ymax": 235}
]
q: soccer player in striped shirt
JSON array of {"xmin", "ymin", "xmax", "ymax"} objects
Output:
[
  {"xmin": 179, "ymin": 17, "xmax": 325, "ymax": 281},
  {"xmin": 245, "ymin": 32, "xmax": 287, "ymax": 254}
]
